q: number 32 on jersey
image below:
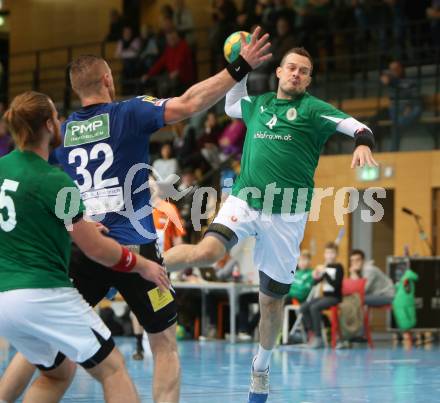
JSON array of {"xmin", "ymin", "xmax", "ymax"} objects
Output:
[{"xmin": 68, "ymin": 143, "xmax": 124, "ymax": 215}]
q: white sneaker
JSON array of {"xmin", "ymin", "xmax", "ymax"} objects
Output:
[
  {"xmin": 248, "ymin": 358, "xmax": 269, "ymax": 403},
  {"xmin": 238, "ymin": 332, "xmax": 253, "ymax": 341}
]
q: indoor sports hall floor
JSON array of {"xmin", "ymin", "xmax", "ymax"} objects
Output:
[{"xmin": 1, "ymin": 338, "xmax": 439, "ymax": 403}]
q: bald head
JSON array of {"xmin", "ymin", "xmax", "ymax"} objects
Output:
[{"xmin": 69, "ymin": 55, "xmax": 114, "ymax": 99}]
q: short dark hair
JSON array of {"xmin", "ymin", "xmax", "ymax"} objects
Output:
[
  {"xmin": 325, "ymin": 242, "xmax": 338, "ymax": 252},
  {"xmin": 300, "ymin": 249, "xmax": 312, "ymax": 260},
  {"xmin": 69, "ymin": 55, "xmax": 108, "ymax": 96},
  {"xmin": 281, "ymin": 47, "xmax": 313, "ymax": 73},
  {"xmin": 350, "ymin": 249, "xmax": 365, "ymax": 260}
]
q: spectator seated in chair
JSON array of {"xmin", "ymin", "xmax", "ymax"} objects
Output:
[
  {"xmin": 380, "ymin": 60, "xmax": 422, "ymax": 129},
  {"xmin": 300, "ymin": 242, "xmax": 344, "ymax": 349},
  {"xmin": 349, "ymin": 249, "xmax": 395, "ymax": 306},
  {"xmin": 288, "ymin": 249, "xmax": 314, "ymax": 304},
  {"xmin": 152, "ymin": 142, "xmax": 179, "ymax": 185}
]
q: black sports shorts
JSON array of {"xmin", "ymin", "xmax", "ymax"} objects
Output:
[{"xmin": 69, "ymin": 242, "xmax": 177, "ymax": 334}]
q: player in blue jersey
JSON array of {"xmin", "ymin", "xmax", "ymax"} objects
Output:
[{"xmin": 0, "ymin": 28, "xmax": 271, "ymax": 403}]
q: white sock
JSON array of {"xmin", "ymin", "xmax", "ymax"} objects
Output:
[{"xmin": 253, "ymin": 345, "xmax": 272, "ymax": 372}]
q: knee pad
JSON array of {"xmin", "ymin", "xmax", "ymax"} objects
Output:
[
  {"xmin": 259, "ymin": 271, "xmax": 291, "ymax": 299},
  {"xmin": 204, "ymin": 223, "xmax": 238, "ymax": 251}
]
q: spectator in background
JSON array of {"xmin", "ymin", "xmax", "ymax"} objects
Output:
[
  {"xmin": 285, "ymin": 249, "xmax": 314, "ymax": 344},
  {"xmin": 292, "ymin": 0, "xmax": 332, "ymax": 57},
  {"xmin": 209, "ymin": 0, "xmax": 238, "ymax": 73},
  {"xmin": 177, "ymin": 168, "xmax": 199, "ymax": 243},
  {"xmin": 427, "ymin": 0, "xmax": 440, "ymax": 48},
  {"xmin": 174, "ymin": 0, "xmax": 196, "ymax": 47},
  {"xmin": 404, "ymin": 0, "xmax": 431, "ymax": 55},
  {"xmin": 106, "ymin": 9, "xmax": 124, "ymax": 42},
  {"xmin": 288, "ymin": 250, "xmax": 314, "ymax": 304},
  {"xmin": 271, "ymin": 15, "xmax": 297, "ymax": 64},
  {"xmin": 138, "ymin": 25, "xmax": 160, "ymax": 72},
  {"xmin": 0, "ymin": 119, "xmax": 12, "ymax": 157},
  {"xmin": 142, "ymin": 30, "xmax": 195, "ymax": 97},
  {"xmin": 262, "ymin": 0, "xmax": 296, "ymax": 35},
  {"xmin": 198, "ymin": 111, "xmax": 223, "ymax": 170},
  {"xmin": 173, "ymin": 121, "xmax": 200, "ymax": 170},
  {"xmin": 159, "ymin": 1, "xmax": 176, "ymax": 39},
  {"xmin": 385, "ymin": 0, "xmax": 407, "ymax": 61},
  {"xmin": 115, "ymin": 26, "xmax": 142, "ymax": 95},
  {"xmin": 151, "ymin": 179, "xmax": 186, "ymax": 254},
  {"xmin": 300, "ymin": 242, "xmax": 344, "ymax": 348},
  {"xmin": 152, "ymin": 143, "xmax": 179, "ymax": 184},
  {"xmin": 161, "ymin": 3, "xmax": 175, "ymax": 20},
  {"xmin": 237, "ymin": 0, "xmax": 261, "ymax": 32},
  {"xmin": 156, "ymin": 6, "xmax": 177, "ymax": 53},
  {"xmin": 248, "ymin": 14, "xmax": 296, "ymax": 93},
  {"xmin": 218, "ymin": 118, "xmax": 246, "ymax": 158},
  {"xmin": 381, "ymin": 60, "xmax": 422, "ymax": 150},
  {"xmin": 349, "ymin": 249, "xmax": 395, "ymax": 306}
]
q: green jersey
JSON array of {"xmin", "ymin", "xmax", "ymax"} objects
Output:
[
  {"xmin": 0, "ymin": 150, "xmax": 85, "ymax": 292},
  {"xmin": 232, "ymin": 92, "xmax": 349, "ymax": 213}
]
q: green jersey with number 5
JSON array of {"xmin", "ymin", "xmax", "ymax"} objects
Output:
[
  {"xmin": 0, "ymin": 150, "xmax": 85, "ymax": 291},
  {"xmin": 232, "ymin": 92, "xmax": 349, "ymax": 214}
]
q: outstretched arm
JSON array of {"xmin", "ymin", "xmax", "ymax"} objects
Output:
[{"xmin": 164, "ymin": 27, "xmax": 271, "ymax": 124}]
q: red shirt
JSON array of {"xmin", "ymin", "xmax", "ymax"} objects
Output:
[{"xmin": 148, "ymin": 39, "xmax": 195, "ymax": 84}]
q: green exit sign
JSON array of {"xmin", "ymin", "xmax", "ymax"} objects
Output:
[{"xmin": 357, "ymin": 165, "xmax": 380, "ymax": 181}]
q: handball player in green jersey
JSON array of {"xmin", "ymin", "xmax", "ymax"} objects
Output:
[{"xmin": 164, "ymin": 47, "xmax": 377, "ymax": 403}]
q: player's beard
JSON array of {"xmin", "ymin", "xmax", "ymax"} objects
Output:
[
  {"xmin": 108, "ymin": 84, "xmax": 116, "ymax": 101},
  {"xmin": 279, "ymin": 82, "xmax": 305, "ymax": 98},
  {"xmin": 49, "ymin": 123, "xmax": 62, "ymax": 150}
]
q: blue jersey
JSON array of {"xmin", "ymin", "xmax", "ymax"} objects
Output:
[{"xmin": 55, "ymin": 96, "xmax": 167, "ymax": 245}]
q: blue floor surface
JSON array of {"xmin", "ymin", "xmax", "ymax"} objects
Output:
[{"xmin": 1, "ymin": 338, "xmax": 440, "ymax": 402}]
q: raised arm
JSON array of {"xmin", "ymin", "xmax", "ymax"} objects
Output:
[
  {"xmin": 164, "ymin": 27, "xmax": 271, "ymax": 124},
  {"xmin": 225, "ymin": 76, "xmax": 248, "ymax": 118}
]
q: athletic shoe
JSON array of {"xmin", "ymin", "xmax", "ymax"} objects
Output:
[
  {"xmin": 238, "ymin": 332, "xmax": 253, "ymax": 341},
  {"xmin": 248, "ymin": 358, "xmax": 269, "ymax": 403},
  {"xmin": 307, "ymin": 337, "xmax": 324, "ymax": 349}
]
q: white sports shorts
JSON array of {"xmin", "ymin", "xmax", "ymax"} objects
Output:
[
  {"xmin": 0, "ymin": 287, "xmax": 112, "ymax": 369},
  {"xmin": 207, "ymin": 195, "xmax": 308, "ymax": 296}
]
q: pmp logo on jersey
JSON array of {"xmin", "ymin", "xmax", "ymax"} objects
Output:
[
  {"xmin": 286, "ymin": 107, "xmax": 297, "ymax": 121},
  {"xmin": 64, "ymin": 114, "xmax": 110, "ymax": 147}
]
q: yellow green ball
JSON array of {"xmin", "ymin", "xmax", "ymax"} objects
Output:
[{"xmin": 223, "ymin": 31, "xmax": 252, "ymax": 63}]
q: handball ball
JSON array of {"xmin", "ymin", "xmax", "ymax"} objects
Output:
[{"xmin": 223, "ymin": 31, "xmax": 251, "ymax": 63}]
